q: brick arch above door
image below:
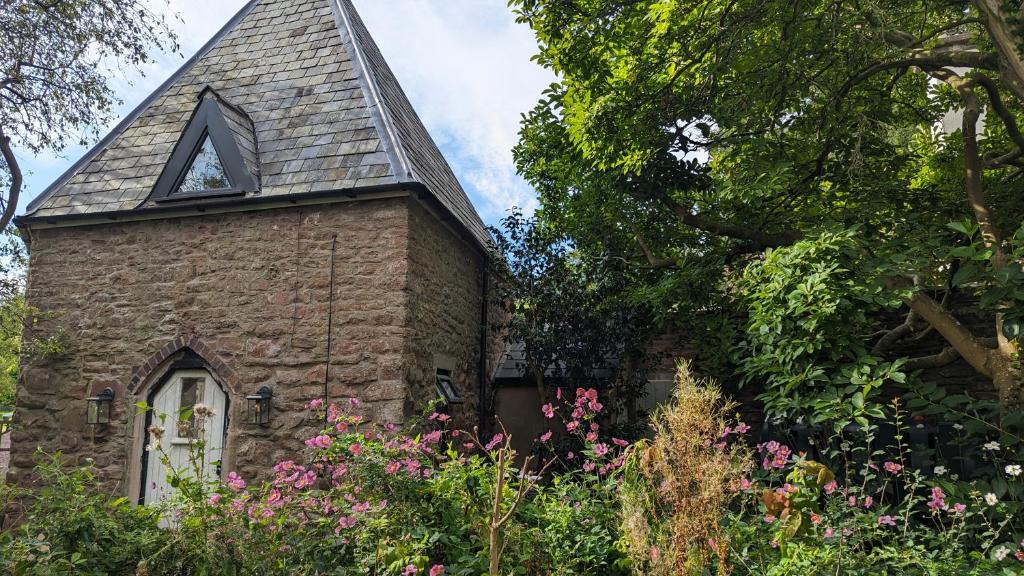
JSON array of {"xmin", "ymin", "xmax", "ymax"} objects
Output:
[{"xmin": 128, "ymin": 335, "xmax": 238, "ymax": 396}]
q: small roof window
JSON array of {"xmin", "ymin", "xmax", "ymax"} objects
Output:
[
  {"xmin": 178, "ymin": 135, "xmax": 231, "ymax": 193},
  {"xmin": 149, "ymin": 87, "xmax": 259, "ymax": 202}
]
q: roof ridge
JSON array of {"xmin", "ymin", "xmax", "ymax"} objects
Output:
[
  {"xmin": 332, "ymin": 0, "xmax": 490, "ymax": 247},
  {"xmin": 328, "ymin": 0, "xmax": 412, "ymax": 184},
  {"xmin": 25, "ymin": 0, "xmax": 262, "ymax": 214}
]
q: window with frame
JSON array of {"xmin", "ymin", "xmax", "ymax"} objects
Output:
[{"xmin": 176, "ymin": 376, "xmax": 204, "ymax": 439}]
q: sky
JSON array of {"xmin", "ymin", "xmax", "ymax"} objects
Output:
[{"xmin": 13, "ymin": 0, "xmax": 554, "ymax": 225}]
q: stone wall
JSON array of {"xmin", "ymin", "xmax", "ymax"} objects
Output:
[
  {"xmin": 10, "ymin": 195, "xmax": 487, "ymax": 494},
  {"xmin": 404, "ymin": 199, "xmax": 486, "ymax": 429}
]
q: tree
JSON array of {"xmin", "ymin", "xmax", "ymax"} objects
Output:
[
  {"xmin": 511, "ymin": 1, "xmax": 1024, "ymax": 417},
  {"xmin": 490, "ymin": 210, "xmax": 660, "ymax": 428},
  {"xmin": 0, "ymin": 0, "xmax": 179, "ymax": 228}
]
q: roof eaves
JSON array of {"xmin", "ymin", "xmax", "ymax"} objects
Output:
[{"xmin": 24, "ymin": 0, "xmax": 262, "ymax": 215}]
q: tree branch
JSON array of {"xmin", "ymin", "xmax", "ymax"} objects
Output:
[
  {"xmin": 0, "ymin": 127, "xmax": 22, "ymax": 231},
  {"xmin": 658, "ymin": 192, "xmax": 800, "ymax": 249},
  {"xmin": 629, "ymin": 222, "xmax": 676, "ymax": 269},
  {"xmin": 903, "ymin": 290, "xmax": 993, "ymax": 378},
  {"xmin": 905, "ymin": 347, "xmax": 961, "ymax": 371},
  {"xmin": 972, "ymin": 0, "xmax": 1024, "ymax": 101}
]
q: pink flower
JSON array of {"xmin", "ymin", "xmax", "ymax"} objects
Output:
[
  {"xmin": 567, "ymin": 451, "xmax": 575, "ymax": 460},
  {"xmin": 336, "ymin": 421, "xmax": 348, "ymax": 433},
  {"xmin": 863, "ymin": 496, "xmax": 874, "ymax": 509},
  {"xmin": 429, "ymin": 565, "xmax": 445, "ymax": 576},
  {"xmin": 226, "ymin": 471, "xmax": 246, "ymax": 492},
  {"xmin": 594, "ymin": 443, "xmax": 610, "ymax": 457},
  {"xmin": 337, "ymin": 516, "xmax": 357, "ymax": 530},
  {"xmin": 402, "ymin": 565, "xmax": 417, "ymax": 575},
  {"xmin": 295, "ymin": 470, "xmax": 317, "ymax": 489},
  {"xmin": 612, "ymin": 437, "xmax": 629, "ymax": 447},
  {"xmin": 764, "ymin": 515, "xmax": 777, "ymax": 523},
  {"xmin": 305, "ymin": 435, "xmax": 332, "ymax": 449},
  {"xmin": 485, "ymin": 433, "xmax": 504, "ymax": 451},
  {"xmin": 268, "ymin": 489, "xmax": 282, "ymax": 506},
  {"xmin": 883, "ymin": 461, "xmax": 903, "ymax": 474},
  {"xmin": 824, "ymin": 527, "xmax": 834, "ymax": 538},
  {"xmin": 739, "ymin": 478, "xmax": 752, "ymax": 490},
  {"xmin": 348, "ymin": 443, "xmax": 363, "ymax": 457},
  {"xmin": 586, "ymin": 432, "xmax": 598, "ymax": 442},
  {"xmin": 734, "ymin": 422, "xmax": 751, "ymax": 434},
  {"xmin": 328, "ymin": 404, "xmax": 341, "ymax": 422},
  {"xmin": 582, "ymin": 461, "xmax": 596, "ymax": 472},
  {"xmin": 348, "ymin": 397, "xmax": 359, "ymax": 407},
  {"xmin": 540, "ymin": 430, "xmax": 552, "ymax": 442},
  {"xmin": 385, "ymin": 461, "xmax": 401, "ymax": 475},
  {"xmin": 566, "ymin": 420, "xmax": 580, "ymax": 432},
  {"xmin": 542, "ymin": 403, "xmax": 555, "ymax": 418},
  {"xmin": 878, "ymin": 515, "xmax": 896, "ymax": 526},
  {"xmin": 951, "ymin": 502, "xmax": 966, "ymax": 513},
  {"xmin": 927, "ymin": 486, "xmax": 946, "ymax": 511},
  {"xmin": 823, "ymin": 480, "xmax": 838, "ymax": 495},
  {"xmin": 207, "ymin": 493, "xmax": 222, "ymax": 505},
  {"xmin": 307, "ymin": 398, "xmax": 324, "ymax": 409}
]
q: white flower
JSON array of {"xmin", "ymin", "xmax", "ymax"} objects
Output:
[
  {"xmin": 1006, "ymin": 464, "xmax": 1022, "ymax": 477},
  {"xmin": 915, "ymin": 424, "xmax": 925, "ymax": 429},
  {"xmin": 994, "ymin": 547, "xmax": 1010, "ymax": 561},
  {"xmin": 985, "ymin": 493, "xmax": 999, "ymax": 506},
  {"xmin": 933, "ymin": 465, "xmax": 948, "ymax": 476},
  {"xmin": 193, "ymin": 403, "xmax": 215, "ymax": 418},
  {"xmin": 983, "ymin": 441, "xmax": 1001, "ymax": 451},
  {"xmin": 952, "ymin": 423, "xmax": 964, "ymax": 431}
]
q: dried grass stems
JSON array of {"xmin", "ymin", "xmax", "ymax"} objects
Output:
[{"xmin": 621, "ymin": 361, "xmax": 752, "ymax": 575}]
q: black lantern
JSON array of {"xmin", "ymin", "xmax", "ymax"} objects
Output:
[
  {"xmin": 247, "ymin": 385, "xmax": 273, "ymax": 425},
  {"xmin": 435, "ymin": 370, "xmax": 463, "ymax": 406},
  {"xmin": 86, "ymin": 387, "xmax": 115, "ymax": 425}
]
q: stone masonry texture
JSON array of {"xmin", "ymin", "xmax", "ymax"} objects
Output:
[{"xmin": 9, "ymin": 197, "xmax": 487, "ymax": 492}]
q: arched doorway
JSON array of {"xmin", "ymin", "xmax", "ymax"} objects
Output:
[{"xmin": 141, "ymin": 368, "xmax": 227, "ymax": 506}]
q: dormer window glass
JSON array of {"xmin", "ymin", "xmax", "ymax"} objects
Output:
[{"xmin": 178, "ymin": 134, "xmax": 231, "ymax": 193}]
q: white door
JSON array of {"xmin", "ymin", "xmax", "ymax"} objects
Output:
[{"xmin": 144, "ymin": 369, "xmax": 227, "ymax": 506}]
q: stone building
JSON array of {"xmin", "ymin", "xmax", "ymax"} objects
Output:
[{"xmin": 9, "ymin": 0, "xmax": 499, "ymax": 504}]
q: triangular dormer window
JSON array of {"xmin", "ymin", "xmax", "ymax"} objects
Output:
[{"xmin": 150, "ymin": 87, "xmax": 259, "ymax": 202}]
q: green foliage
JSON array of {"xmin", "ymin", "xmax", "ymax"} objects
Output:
[
  {"xmin": 490, "ymin": 210, "xmax": 663, "ymax": 428},
  {"xmin": 734, "ymin": 228, "xmax": 904, "ymax": 424},
  {"xmin": 0, "ymin": 453, "xmax": 165, "ymax": 575},
  {"xmin": 510, "ymin": 0, "xmax": 1024, "ymax": 419}
]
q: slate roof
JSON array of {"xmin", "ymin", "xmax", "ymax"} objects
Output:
[{"xmin": 23, "ymin": 0, "xmax": 490, "ymax": 248}]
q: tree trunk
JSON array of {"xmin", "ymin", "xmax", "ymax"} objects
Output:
[{"xmin": 992, "ymin": 356, "xmax": 1024, "ymax": 415}]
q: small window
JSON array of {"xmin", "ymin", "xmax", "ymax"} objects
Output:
[
  {"xmin": 176, "ymin": 376, "xmax": 204, "ymax": 438},
  {"xmin": 435, "ymin": 369, "xmax": 463, "ymax": 405},
  {"xmin": 178, "ymin": 135, "xmax": 231, "ymax": 193}
]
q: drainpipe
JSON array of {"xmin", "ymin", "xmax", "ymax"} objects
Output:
[{"xmin": 478, "ymin": 265, "xmax": 489, "ymax": 434}]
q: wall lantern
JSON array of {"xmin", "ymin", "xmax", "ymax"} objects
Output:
[
  {"xmin": 435, "ymin": 370, "xmax": 463, "ymax": 406},
  {"xmin": 86, "ymin": 387, "xmax": 115, "ymax": 425},
  {"xmin": 247, "ymin": 385, "xmax": 273, "ymax": 425}
]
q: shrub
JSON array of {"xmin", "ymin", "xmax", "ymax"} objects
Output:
[
  {"xmin": 0, "ymin": 453, "xmax": 165, "ymax": 575},
  {"xmin": 620, "ymin": 361, "xmax": 752, "ymax": 575}
]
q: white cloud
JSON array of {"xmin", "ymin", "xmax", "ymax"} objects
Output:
[
  {"xmin": 17, "ymin": 0, "xmax": 552, "ymax": 224},
  {"xmin": 354, "ymin": 0, "xmax": 551, "ymax": 221}
]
